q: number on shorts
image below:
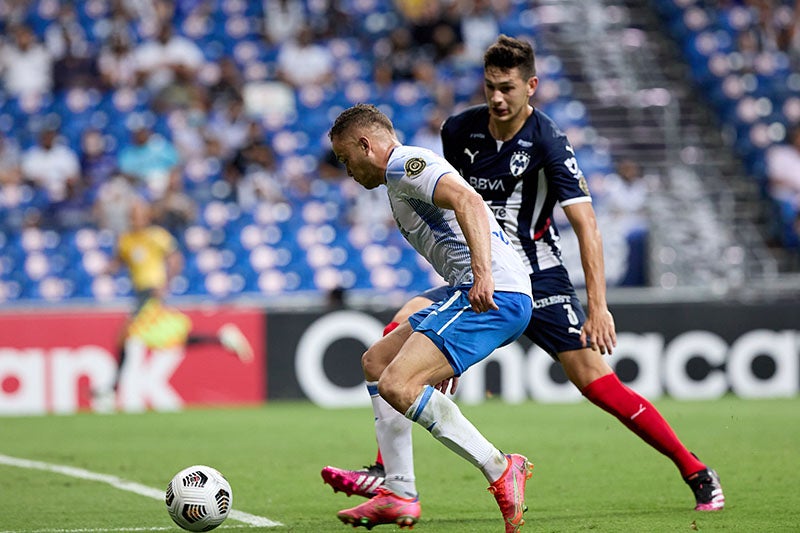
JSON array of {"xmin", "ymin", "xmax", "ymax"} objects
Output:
[{"xmin": 563, "ymin": 303, "xmax": 578, "ymax": 325}]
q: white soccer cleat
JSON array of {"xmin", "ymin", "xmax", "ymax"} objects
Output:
[{"xmin": 218, "ymin": 323, "xmax": 254, "ymax": 363}]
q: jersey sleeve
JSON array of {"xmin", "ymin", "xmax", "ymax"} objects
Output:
[
  {"xmin": 541, "ymin": 123, "xmax": 592, "ymax": 206},
  {"xmin": 387, "ymin": 148, "xmax": 455, "ymax": 204}
]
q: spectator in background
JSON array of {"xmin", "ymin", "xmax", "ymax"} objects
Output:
[
  {"xmin": 458, "ymin": 0, "xmax": 505, "ymax": 66},
  {"xmin": 207, "ymin": 57, "xmax": 244, "ymax": 105},
  {"xmin": 169, "ymin": 97, "xmax": 211, "ymax": 162},
  {"xmin": 222, "ymin": 121, "xmax": 284, "ymax": 211},
  {"xmin": 400, "ymin": 1, "xmax": 464, "ymax": 63},
  {"xmin": 92, "ymin": 172, "xmax": 138, "ymax": 235},
  {"xmin": 0, "ymin": 133, "xmax": 26, "ymax": 230},
  {"xmin": 276, "ymin": 25, "xmax": 335, "ymax": 89},
  {"xmin": 153, "ymin": 172, "xmax": 197, "ymax": 234},
  {"xmin": 80, "ymin": 129, "xmax": 118, "ymax": 193},
  {"xmin": 601, "ymin": 158, "xmax": 652, "ymax": 286},
  {"xmin": 308, "ymin": 0, "xmax": 352, "ymax": 40},
  {"xmin": 47, "ymin": 176, "xmax": 92, "ymax": 230},
  {"xmin": 94, "ymin": 0, "xmax": 137, "ymax": 44},
  {"xmin": 98, "ymin": 34, "xmax": 138, "ymax": 89},
  {"xmin": 118, "ymin": 126, "xmax": 181, "ymax": 200},
  {"xmin": 134, "ymin": 23, "xmax": 205, "ymax": 108},
  {"xmin": 766, "ymin": 125, "xmax": 800, "ymax": 211},
  {"xmin": 0, "ymin": 133, "xmax": 22, "ymax": 186},
  {"xmin": 52, "ymin": 36, "xmax": 101, "ymax": 91},
  {"xmin": 410, "ymin": 105, "xmax": 447, "ymax": 155},
  {"xmin": 44, "ymin": 3, "xmax": 90, "ymax": 61},
  {"xmin": 207, "ymin": 97, "xmax": 251, "ymax": 159},
  {"xmin": 21, "ymin": 127, "xmax": 81, "ymax": 204},
  {"xmin": 0, "ymin": 24, "xmax": 53, "ymax": 98},
  {"xmin": 373, "ymin": 27, "xmax": 419, "ymax": 82},
  {"xmin": 262, "ymin": 0, "xmax": 307, "ymax": 46},
  {"xmin": 603, "ymin": 158, "xmax": 651, "ymax": 236}
]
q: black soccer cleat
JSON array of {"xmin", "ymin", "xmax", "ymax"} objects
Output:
[{"xmin": 685, "ymin": 467, "xmax": 725, "ymax": 511}]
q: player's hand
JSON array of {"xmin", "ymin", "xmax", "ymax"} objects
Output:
[
  {"xmin": 434, "ymin": 376, "xmax": 459, "ymax": 395},
  {"xmin": 580, "ymin": 308, "xmax": 617, "ymax": 355},
  {"xmin": 468, "ymin": 277, "xmax": 498, "ymax": 313}
]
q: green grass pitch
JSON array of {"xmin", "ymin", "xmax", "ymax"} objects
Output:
[{"xmin": 1, "ymin": 396, "xmax": 798, "ymax": 532}]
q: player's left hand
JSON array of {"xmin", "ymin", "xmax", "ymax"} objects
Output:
[
  {"xmin": 468, "ymin": 277, "xmax": 499, "ymax": 313},
  {"xmin": 581, "ymin": 308, "xmax": 617, "ymax": 355}
]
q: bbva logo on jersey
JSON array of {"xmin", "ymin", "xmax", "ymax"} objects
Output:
[{"xmin": 510, "ymin": 151, "xmax": 531, "ymax": 177}]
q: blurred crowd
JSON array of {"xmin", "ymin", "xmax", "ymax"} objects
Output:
[
  {"xmin": 1, "ymin": 0, "xmax": 797, "ymax": 303},
  {"xmin": 0, "ymin": 0, "xmax": 528, "ymax": 239},
  {"xmin": 676, "ymin": 0, "xmax": 800, "ymax": 246}
]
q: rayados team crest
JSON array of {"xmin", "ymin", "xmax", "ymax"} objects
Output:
[
  {"xmin": 510, "ymin": 151, "xmax": 531, "ymax": 177},
  {"xmin": 404, "ymin": 157, "xmax": 426, "ymax": 177}
]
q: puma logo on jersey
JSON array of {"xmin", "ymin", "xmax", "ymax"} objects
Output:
[
  {"xmin": 567, "ymin": 327, "xmax": 582, "ymax": 335},
  {"xmin": 464, "ymin": 148, "xmax": 479, "ymax": 163}
]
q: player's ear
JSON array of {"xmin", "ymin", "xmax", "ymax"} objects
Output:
[
  {"xmin": 359, "ymin": 136, "xmax": 370, "ymax": 154},
  {"xmin": 528, "ymin": 76, "xmax": 539, "ymax": 97}
]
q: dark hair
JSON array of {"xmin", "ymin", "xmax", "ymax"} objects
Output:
[
  {"xmin": 329, "ymin": 103, "xmax": 395, "ymax": 140},
  {"xmin": 484, "ymin": 35, "xmax": 536, "ymax": 79}
]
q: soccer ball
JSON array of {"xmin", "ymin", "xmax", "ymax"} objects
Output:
[{"xmin": 165, "ymin": 465, "xmax": 232, "ymax": 531}]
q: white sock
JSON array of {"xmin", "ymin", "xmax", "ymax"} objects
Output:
[
  {"xmin": 405, "ymin": 385, "xmax": 508, "ymax": 483},
  {"xmin": 367, "ymin": 381, "xmax": 417, "ymax": 498}
]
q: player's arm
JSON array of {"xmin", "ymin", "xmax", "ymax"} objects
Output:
[
  {"xmin": 563, "ymin": 201, "xmax": 617, "ymax": 354},
  {"xmin": 433, "ymin": 173, "xmax": 498, "ymax": 313}
]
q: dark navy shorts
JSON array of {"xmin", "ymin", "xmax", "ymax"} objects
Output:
[
  {"xmin": 416, "ymin": 265, "xmax": 586, "ymax": 359},
  {"xmin": 525, "ymin": 265, "xmax": 587, "ymax": 358}
]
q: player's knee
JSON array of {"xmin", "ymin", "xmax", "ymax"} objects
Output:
[
  {"xmin": 561, "ymin": 348, "xmax": 613, "ymax": 388},
  {"xmin": 361, "ymin": 346, "xmax": 387, "ymax": 381},
  {"xmin": 377, "ymin": 374, "xmax": 416, "ymax": 413}
]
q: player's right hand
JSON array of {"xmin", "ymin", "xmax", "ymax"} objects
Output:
[
  {"xmin": 581, "ymin": 308, "xmax": 617, "ymax": 355},
  {"xmin": 434, "ymin": 376, "xmax": 459, "ymax": 395}
]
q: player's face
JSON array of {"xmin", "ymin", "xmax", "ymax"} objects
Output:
[
  {"xmin": 331, "ymin": 134, "xmax": 383, "ymax": 190},
  {"xmin": 484, "ymin": 66, "xmax": 537, "ymax": 123}
]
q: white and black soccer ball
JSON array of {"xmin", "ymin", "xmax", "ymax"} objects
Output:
[{"xmin": 165, "ymin": 465, "xmax": 232, "ymax": 532}]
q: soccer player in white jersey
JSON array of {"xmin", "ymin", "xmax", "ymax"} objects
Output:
[
  {"xmin": 323, "ymin": 35, "xmax": 724, "ymax": 513},
  {"xmin": 328, "ymin": 103, "xmax": 534, "ymax": 532}
]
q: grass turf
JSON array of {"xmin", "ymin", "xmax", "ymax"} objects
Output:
[{"xmin": 1, "ymin": 396, "xmax": 798, "ymax": 532}]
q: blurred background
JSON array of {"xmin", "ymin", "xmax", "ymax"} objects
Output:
[
  {"xmin": 0, "ymin": 0, "xmax": 797, "ymax": 309},
  {"xmin": 0, "ymin": 0, "xmax": 799, "ymax": 414}
]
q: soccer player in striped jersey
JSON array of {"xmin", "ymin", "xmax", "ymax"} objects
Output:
[
  {"xmin": 322, "ymin": 35, "xmax": 724, "ymax": 513},
  {"xmin": 93, "ymin": 199, "xmax": 252, "ymax": 411},
  {"xmin": 329, "ymin": 103, "xmax": 534, "ymax": 532}
]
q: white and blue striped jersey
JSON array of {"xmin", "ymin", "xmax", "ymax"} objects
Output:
[
  {"xmin": 442, "ymin": 105, "xmax": 592, "ymax": 274},
  {"xmin": 385, "ymin": 145, "xmax": 532, "ymax": 298}
]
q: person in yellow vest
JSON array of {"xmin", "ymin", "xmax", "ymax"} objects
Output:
[{"xmin": 98, "ymin": 198, "xmax": 252, "ymax": 404}]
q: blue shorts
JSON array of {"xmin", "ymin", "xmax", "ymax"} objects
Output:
[
  {"xmin": 416, "ymin": 265, "xmax": 587, "ymax": 359},
  {"xmin": 525, "ymin": 265, "xmax": 587, "ymax": 358},
  {"xmin": 408, "ymin": 288, "xmax": 532, "ymax": 376}
]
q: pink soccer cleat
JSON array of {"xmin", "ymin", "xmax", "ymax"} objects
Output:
[
  {"xmin": 487, "ymin": 454, "xmax": 534, "ymax": 533},
  {"xmin": 336, "ymin": 487, "xmax": 420, "ymax": 529},
  {"xmin": 322, "ymin": 463, "xmax": 385, "ymax": 498}
]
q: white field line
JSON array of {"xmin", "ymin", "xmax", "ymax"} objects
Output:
[
  {"xmin": 0, "ymin": 454, "xmax": 283, "ymax": 530},
  {"xmin": 0, "ymin": 524, "xmax": 255, "ymax": 533}
]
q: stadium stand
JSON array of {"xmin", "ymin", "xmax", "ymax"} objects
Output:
[
  {"xmin": 652, "ymin": 0, "xmax": 800, "ymax": 250},
  {"xmin": 0, "ymin": 0, "xmax": 796, "ymax": 306}
]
